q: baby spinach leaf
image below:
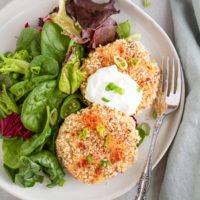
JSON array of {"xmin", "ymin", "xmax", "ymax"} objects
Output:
[
  {"xmin": 21, "ymin": 80, "xmax": 57, "ymax": 132},
  {"xmin": 44, "ymin": 127, "xmax": 59, "ymax": 154},
  {"xmin": 27, "ymin": 55, "xmax": 59, "ymax": 79},
  {"xmin": 2, "ymin": 138, "xmax": 24, "ymax": 169},
  {"xmin": 15, "ymin": 156, "xmax": 43, "ymax": 187},
  {"xmin": 20, "ymin": 106, "xmax": 51, "ymax": 156},
  {"xmin": 9, "ymin": 80, "xmax": 34, "ymax": 101},
  {"xmin": 3, "ymin": 164, "xmax": 19, "ymax": 182},
  {"xmin": 10, "ymin": 55, "xmax": 59, "ymax": 100},
  {"xmin": 16, "ymin": 28, "xmax": 41, "ymax": 57},
  {"xmin": 41, "ymin": 22, "xmax": 70, "ymax": 64},
  {"xmin": 30, "ymin": 151, "xmax": 65, "ymax": 187},
  {"xmin": 48, "ymin": 89, "xmax": 67, "ymax": 126}
]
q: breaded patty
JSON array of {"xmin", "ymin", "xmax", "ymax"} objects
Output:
[
  {"xmin": 80, "ymin": 39, "xmax": 160, "ymax": 114},
  {"xmin": 56, "ymin": 104, "xmax": 139, "ymax": 184}
]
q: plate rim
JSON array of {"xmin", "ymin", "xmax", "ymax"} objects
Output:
[{"xmin": 0, "ymin": 0, "xmax": 185, "ymax": 199}]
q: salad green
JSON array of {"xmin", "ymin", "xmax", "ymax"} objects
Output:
[
  {"xmin": 117, "ymin": 20, "xmax": 131, "ymax": 39},
  {"xmin": 16, "ymin": 28, "xmax": 41, "ymax": 57},
  {"xmin": 41, "ymin": 22, "xmax": 70, "ymax": 64},
  {"xmin": 0, "ymin": 84, "xmax": 18, "ymax": 117},
  {"xmin": 0, "ymin": 0, "xmax": 150, "ymax": 189},
  {"xmin": 0, "ymin": 6, "xmax": 86, "ymax": 186},
  {"xmin": 59, "ymin": 40, "xmax": 85, "ymax": 95}
]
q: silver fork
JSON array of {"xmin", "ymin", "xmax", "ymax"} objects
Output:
[{"xmin": 135, "ymin": 57, "xmax": 182, "ymax": 200}]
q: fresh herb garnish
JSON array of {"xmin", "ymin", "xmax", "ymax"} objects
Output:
[
  {"xmin": 78, "ymin": 128, "xmax": 89, "ymax": 140},
  {"xmin": 86, "ymin": 155, "xmax": 93, "ymax": 164},
  {"xmin": 101, "ymin": 97, "xmax": 110, "ymax": 103},
  {"xmin": 129, "ymin": 57, "xmax": 139, "ymax": 65},
  {"xmin": 114, "ymin": 55, "xmax": 128, "ymax": 70},
  {"xmin": 152, "ymin": 110, "xmax": 157, "ymax": 119},
  {"xmin": 100, "ymin": 160, "xmax": 110, "ymax": 169},
  {"xmin": 143, "ymin": 0, "xmax": 151, "ymax": 8},
  {"xmin": 117, "ymin": 20, "xmax": 131, "ymax": 39},
  {"xmin": 105, "ymin": 135, "xmax": 111, "ymax": 147},
  {"xmin": 96, "ymin": 124, "xmax": 105, "ymax": 137},
  {"xmin": 137, "ymin": 86, "xmax": 141, "ymax": 93},
  {"xmin": 126, "ymin": 34, "xmax": 141, "ymax": 41},
  {"xmin": 137, "ymin": 122, "xmax": 151, "ymax": 146},
  {"xmin": 105, "ymin": 82, "xmax": 124, "ymax": 95}
]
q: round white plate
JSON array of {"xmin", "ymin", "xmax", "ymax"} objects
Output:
[{"xmin": 0, "ymin": 0, "xmax": 185, "ymax": 200}]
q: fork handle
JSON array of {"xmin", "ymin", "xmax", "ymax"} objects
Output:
[{"xmin": 135, "ymin": 115, "xmax": 165, "ymax": 200}]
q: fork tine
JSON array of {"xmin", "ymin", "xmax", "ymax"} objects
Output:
[
  {"xmin": 161, "ymin": 57, "xmax": 165, "ymax": 92},
  {"xmin": 169, "ymin": 57, "xmax": 175, "ymax": 94},
  {"xmin": 175, "ymin": 59, "xmax": 182, "ymax": 94},
  {"xmin": 166, "ymin": 57, "xmax": 170, "ymax": 96}
]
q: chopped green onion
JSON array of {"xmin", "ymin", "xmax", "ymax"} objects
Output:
[
  {"xmin": 114, "ymin": 55, "xmax": 128, "ymax": 70},
  {"xmin": 126, "ymin": 34, "xmax": 141, "ymax": 41},
  {"xmin": 105, "ymin": 135, "xmax": 111, "ymax": 147},
  {"xmin": 114, "ymin": 87, "xmax": 124, "ymax": 95},
  {"xmin": 101, "ymin": 97, "xmax": 110, "ymax": 103},
  {"xmin": 143, "ymin": 0, "xmax": 151, "ymax": 8},
  {"xmin": 86, "ymin": 155, "xmax": 93, "ymax": 164},
  {"xmin": 139, "ymin": 123, "xmax": 151, "ymax": 136},
  {"xmin": 105, "ymin": 82, "xmax": 125, "ymax": 95},
  {"xmin": 137, "ymin": 122, "xmax": 151, "ymax": 146},
  {"xmin": 100, "ymin": 160, "xmax": 110, "ymax": 169},
  {"xmin": 136, "ymin": 127, "xmax": 146, "ymax": 146},
  {"xmin": 78, "ymin": 128, "xmax": 89, "ymax": 140},
  {"xmin": 129, "ymin": 57, "xmax": 139, "ymax": 65},
  {"xmin": 152, "ymin": 110, "xmax": 157, "ymax": 119},
  {"xmin": 96, "ymin": 124, "xmax": 105, "ymax": 137},
  {"xmin": 117, "ymin": 20, "xmax": 131, "ymax": 39},
  {"xmin": 137, "ymin": 86, "xmax": 141, "ymax": 93}
]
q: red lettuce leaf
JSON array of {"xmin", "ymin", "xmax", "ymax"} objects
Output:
[
  {"xmin": 66, "ymin": 0, "xmax": 119, "ymax": 48},
  {"xmin": 82, "ymin": 18, "xmax": 117, "ymax": 48},
  {"xmin": 66, "ymin": 0, "xmax": 119, "ymax": 29}
]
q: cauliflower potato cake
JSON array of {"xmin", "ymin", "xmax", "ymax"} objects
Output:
[
  {"xmin": 56, "ymin": 104, "xmax": 139, "ymax": 184},
  {"xmin": 80, "ymin": 39, "xmax": 160, "ymax": 114}
]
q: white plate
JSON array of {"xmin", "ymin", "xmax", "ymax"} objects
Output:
[{"xmin": 0, "ymin": 0, "xmax": 185, "ymax": 200}]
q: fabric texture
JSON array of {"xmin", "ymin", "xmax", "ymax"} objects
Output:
[{"xmin": 159, "ymin": 0, "xmax": 200, "ymax": 200}]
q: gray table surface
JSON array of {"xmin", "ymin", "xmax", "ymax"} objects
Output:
[{"xmin": 0, "ymin": 0, "xmax": 173, "ymax": 199}]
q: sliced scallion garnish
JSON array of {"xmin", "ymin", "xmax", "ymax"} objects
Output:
[
  {"xmin": 86, "ymin": 155, "xmax": 93, "ymax": 164},
  {"xmin": 100, "ymin": 160, "xmax": 110, "ymax": 169},
  {"xmin": 101, "ymin": 97, "xmax": 110, "ymax": 103},
  {"xmin": 114, "ymin": 55, "xmax": 128, "ymax": 70},
  {"xmin": 105, "ymin": 82, "xmax": 124, "ymax": 95},
  {"xmin": 78, "ymin": 128, "xmax": 89, "ymax": 140},
  {"xmin": 143, "ymin": 0, "xmax": 151, "ymax": 8},
  {"xmin": 137, "ymin": 86, "xmax": 141, "ymax": 93}
]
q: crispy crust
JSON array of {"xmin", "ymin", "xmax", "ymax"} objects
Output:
[{"xmin": 56, "ymin": 104, "xmax": 139, "ymax": 184}]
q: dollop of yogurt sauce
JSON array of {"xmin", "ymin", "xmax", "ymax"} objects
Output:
[{"xmin": 85, "ymin": 65, "xmax": 143, "ymax": 115}]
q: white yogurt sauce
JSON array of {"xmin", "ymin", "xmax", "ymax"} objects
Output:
[{"xmin": 85, "ymin": 65, "xmax": 143, "ymax": 115}]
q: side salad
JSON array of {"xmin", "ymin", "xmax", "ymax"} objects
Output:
[{"xmin": 0, "ymin": 0, "xmax": 149, "ymax": 188}]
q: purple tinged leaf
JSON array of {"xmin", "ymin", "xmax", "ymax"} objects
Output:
[
  {"xmin": 66, "ymin": 0, "xmax": 119, "ymax": 49},
  {"xmin": 66, "ymin": 0, "xmax": 119, "ymax": 29}
]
